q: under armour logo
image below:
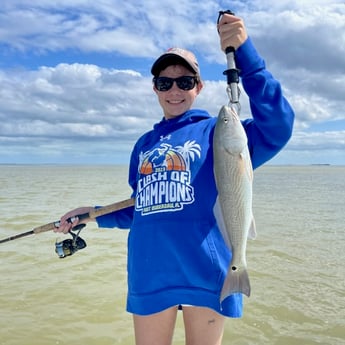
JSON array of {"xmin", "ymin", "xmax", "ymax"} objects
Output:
[{"xmin": 160, "ymin": 134, "xmax": 171, "ymax": 141}]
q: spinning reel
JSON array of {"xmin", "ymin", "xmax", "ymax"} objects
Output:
[{"xmin": 55, "ymin": 224, "xmax": 87, "ymax": 258}]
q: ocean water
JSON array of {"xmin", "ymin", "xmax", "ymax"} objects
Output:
[{"xmin": 0, "ymin": 165, "xmax": 344, "ymax": 345}]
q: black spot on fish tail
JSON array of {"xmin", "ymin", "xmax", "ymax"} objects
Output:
[{"xmin": 220, "ymin": 267, "xmax": 251, "ymax": 303}]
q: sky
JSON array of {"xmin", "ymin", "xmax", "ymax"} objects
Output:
[{"xmin": 0, "ymin": 0, "xmax": 344, "ymax": 165}]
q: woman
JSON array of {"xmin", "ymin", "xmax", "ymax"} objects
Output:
[{"xmin": 55, "ymin": 14, "xmax": 294, "ymax": 345}]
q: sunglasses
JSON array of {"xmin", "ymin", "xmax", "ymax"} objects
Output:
[{"xmin": 153, "ymin": 76, "xmax": 198, "ymax": 92}]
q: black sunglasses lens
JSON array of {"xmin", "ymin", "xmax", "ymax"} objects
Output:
[
  {"xmin": 155, "ymin": 77, "xmax": 173, "ymax": 91},
  {"xmin": 176, "ymin": 76, "xmax": 196, "ymax": 90},
  {"xmin": 155, "ymin": 76, "xmax": 196, "ymax": 91}
]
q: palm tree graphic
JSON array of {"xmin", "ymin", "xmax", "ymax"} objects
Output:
[{"xmin": 175, "ymin": 140, "xmax": 201, "ymax": 170}]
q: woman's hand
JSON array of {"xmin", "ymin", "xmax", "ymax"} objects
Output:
[
  {"xmin": 217, "ymin": 14, "xmax": 248, "ymax": 51},
  {"xmin": 54, "ymin": 207, "xmax": 94, "ymax": 234}
]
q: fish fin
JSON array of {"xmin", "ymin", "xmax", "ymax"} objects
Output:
[
  {"xmin": 213, "ymin": 197, "xmax": 232, "ymax": 248},
  {"xmin": 240, "ymin": 151, "xmax": 253, "ymax": 181},
  {"xmin": 248, "ymin": 216, "xmax": 257, "ymax": 240},
  {"xmin": 220, "ymin": 267, "xmax": 251, "ymax": 303}
]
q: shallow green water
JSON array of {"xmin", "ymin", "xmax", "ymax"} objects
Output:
[{"xmin": 0, "ymin": 165, "xmax": 344, "ymax": 344}]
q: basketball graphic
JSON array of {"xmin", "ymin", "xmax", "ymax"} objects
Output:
[
  {"xmin": 139, "ymin": 141, "xmax": 200, "ymax": 175},
  {"xmin": 140, "ymin": 158, "xmax": 154, "ymax": 174},
  {"xmin": 165, "ymin": 150, "xmax": 186, "ymax": 171}
]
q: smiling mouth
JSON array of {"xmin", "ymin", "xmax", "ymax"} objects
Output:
[{"xmin": 168, "ymin": 100, "xmax": 184, "ymax": 104}]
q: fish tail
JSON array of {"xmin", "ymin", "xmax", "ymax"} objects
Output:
[{"xmin": 220, "ymin": 267, "xmax": 251, "ymax": 303}]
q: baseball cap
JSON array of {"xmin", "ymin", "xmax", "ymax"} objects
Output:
[{"xmin": 151, "ymin": 48, "xmax": 200, "ymax": 77}]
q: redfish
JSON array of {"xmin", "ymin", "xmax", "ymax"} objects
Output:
[{"xmin": 213, "ymin": 105, "xmax": 256, "ymax": 303}]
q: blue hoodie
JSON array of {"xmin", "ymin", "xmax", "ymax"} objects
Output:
[{"xmin": 96, "ymin": 37, "xmax": 294, "ymax": 317}]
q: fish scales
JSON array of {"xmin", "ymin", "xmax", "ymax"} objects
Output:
[{"xmin": 213, "ymin": 105, "xmax": 256, "ymax": 304}]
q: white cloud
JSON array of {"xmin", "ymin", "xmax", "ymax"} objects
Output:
[
  {"xmin": 289, "ymin": 130, "xmax": 345, "ymax": 151},
  {"xmin": 1, "ymin": 60, "xmax": 343, "ymax": 163},
  {"xmin": 0, "ymin": 0, "xmax": 344, "ymax": 164},
  {"xmin": 0, "ymin": 0, "xmax": 220, "ymax": 56}
]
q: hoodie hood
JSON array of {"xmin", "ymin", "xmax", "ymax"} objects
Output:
[{"xmin": 132, "ymin": 108, "xmax": 215, "ymax": 158}]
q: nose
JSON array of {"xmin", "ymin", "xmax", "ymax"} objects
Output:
[{"xmin": 169, "ymin": 80, "xmax": 180, "ymax": 92}]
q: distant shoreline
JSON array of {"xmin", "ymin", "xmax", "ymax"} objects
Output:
[{"xmin": 1, "ymin": 163, "xmax": 339, "ymax": 167}]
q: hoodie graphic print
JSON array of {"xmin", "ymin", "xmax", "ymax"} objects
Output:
[{"xmin": 136, "ymin": 139, "xmax": 201, "ymax": 215}]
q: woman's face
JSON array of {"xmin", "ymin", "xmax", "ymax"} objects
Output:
[{"xmin": 153, "ymin": 64, "xmax": 203, "ymax": 120}]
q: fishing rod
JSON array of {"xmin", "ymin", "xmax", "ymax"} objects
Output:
[
  {"xmin": 0, "ymin": 197, "xmax": 135, "ymax": 258},
  {"xmin": 217, "ymin": 10, "xmax": 240, "ymax": 105}
]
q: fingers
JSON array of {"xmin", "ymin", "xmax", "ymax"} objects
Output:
[
  {"xmin": 54, "ymin": 210, "xmax": 81, "ymax": 234},
  {"xmin": 217, "ymin": 14, "xmax": 248, "ymax": 51},
  {"xmin": 55, "ymin": 214, "xmax": 79, "ymax": 234},
  {"xmin": 54, "ymin": 206, "xmax": 94, "ymax": 234}
]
